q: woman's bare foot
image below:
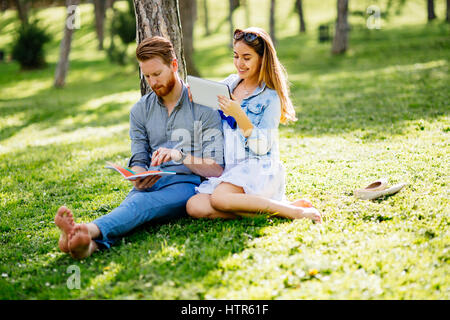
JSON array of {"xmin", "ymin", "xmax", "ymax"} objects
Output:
[
  {"xmin": 68, "ymin": 224, "xmax": 98, "ymax": 259},
  {"xmin": 291, "ymin": 198, "xmax": 313, "ymax": 208},
  {"xmin": 54, "ymin": 206, "xmax": 76, "ymax": 253},
  {"xmin": 294, "ymin": 207, "xmax": 322, "ymax": 223}
]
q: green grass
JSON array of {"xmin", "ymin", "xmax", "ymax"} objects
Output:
[{"xmin": 0, "ymin": 0, "xmax": 449, "ymax": 299}]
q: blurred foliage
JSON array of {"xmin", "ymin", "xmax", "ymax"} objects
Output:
[
  {"xmin": 11, "ymin": 18, "xmax": 51, "ymax": 69},
  {"xmin": 107, "ymin": 0, "xmax": 135, "ymax": 65}
]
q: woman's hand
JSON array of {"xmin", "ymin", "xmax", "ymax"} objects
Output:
[{"xmin": 217, "ymin": 95, "xmax": 243, "ymax": 119}]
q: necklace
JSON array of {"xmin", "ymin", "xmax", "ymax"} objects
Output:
[{"xmin": 241, "ymin": 81, "xmax": 255, "ymax": 96}]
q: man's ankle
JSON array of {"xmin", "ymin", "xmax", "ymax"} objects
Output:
[{"xmin": 86, "ymin": 223, "xmax": 101, "ymax": 239}]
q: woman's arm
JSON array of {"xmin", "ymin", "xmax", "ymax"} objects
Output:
[{"xmin": 218, "ymin": 93, "xmax": 281, "ymax": 155}]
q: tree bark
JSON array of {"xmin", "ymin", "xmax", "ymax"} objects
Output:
[
  {"xmin": 296, "ymin": 0, "xmax": 306, "ymax": 33},
  {"xmin": 106, "ymin": 0, "xmax": 115, "ymax": 9},
  {"xmin": 331, "ymin": 0, "xmax": 349, "ymax": 54},
  {"xmin": 179, "ymin": 0, "xmax": 200, "ymax": 77},
  {"xmin": 228, "ymin": 0, "xmax": 234, "ymax": 48},
  {"xmin": 269, "ymin": 0, "xmax": 276, "ymax": 45},
  {"xmin": 54, "ymin": 0, "xmax": 80, "ymax": 88},
  {"xmin": 447, "ymin": 0, "xmax": 450, "ymax": 22},
  {"xmin": 14, "ymin": 0, "xmax": 30, "ymax": 25},
  {"xmin": 93, "ymin": 0, "xmax": 106, "ymax": 50},
  {"xmin": 427, "ymin": 0, "xmax": 436, "ymax": 21},
  {"xmin": 203, "ymin": 0, "xmax": 210, "ymax": 36},
  {"xmin": 243, "ymin": 0, "xmax": 250, "ymax": 27},
  {"xmin": 133, "ymin": 0, "xmax": 186, "ymax": 95},
  {"xmin": 1, "ymin": 0, "xmax": 10, "ymax": 12}
]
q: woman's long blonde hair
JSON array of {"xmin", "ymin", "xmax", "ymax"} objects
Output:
[{"xmin": 234, "ymin": 27, "xmax": 297, "ymax": 124}]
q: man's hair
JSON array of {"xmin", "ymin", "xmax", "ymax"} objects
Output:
[{"xmin": 135, "ymin": 36, "xmax": 176, "ymax": 65}]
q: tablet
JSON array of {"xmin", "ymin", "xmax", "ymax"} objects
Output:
[{"xmin": 187, "ymin": 75, "xmax": 231, "ymax": 110}]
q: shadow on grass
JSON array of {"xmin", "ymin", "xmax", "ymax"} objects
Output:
[
  {"xmin": 64, "ymin": 216, "xmax": 278, "ymax": 299},
  {"xmin": 0, "ymin": 139, "xmax": 283, "ymax": 299}
]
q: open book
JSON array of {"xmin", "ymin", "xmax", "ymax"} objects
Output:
[{"xmin": 105, "ymin": 162, "xmax": 177, "ymax": 181}]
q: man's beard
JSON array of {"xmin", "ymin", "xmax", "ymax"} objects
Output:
[{"xmin": 152, "ymin": 74, "xmax": 176, "ymax": 97}]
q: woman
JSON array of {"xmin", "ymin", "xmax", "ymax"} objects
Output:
[{"xmin": 187, "ymin": 27, "xmax": 322, "ymax": 223}]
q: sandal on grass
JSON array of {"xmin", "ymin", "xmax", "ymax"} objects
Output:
[{"xmin": 354, "ymin": 178, "xmax": 407, "ymax": 200}]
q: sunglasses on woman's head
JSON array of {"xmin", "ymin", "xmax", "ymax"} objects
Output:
[{"xmin": 233, "ymin": 29, "xmax": 260, "ymax": 43}]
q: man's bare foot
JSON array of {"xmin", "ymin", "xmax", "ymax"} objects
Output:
[
  {"xmin": 68, "ymin": 224, "xmax": 98, "ymax": 259},
  {"xmin": 291, "ymin": 198, "xmax": 313, "ymax": 208},
  {"xmin": 294, "ymin": 207, "xmax": 322, "ymax": 223},
  {"xmin": 54, "ymin": 206, "xmax": 76, "ymax": 253}
]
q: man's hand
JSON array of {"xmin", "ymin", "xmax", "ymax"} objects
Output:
[
  {"xmin": 130, "ymin": 166, "xmax": 161, "ymax": 191},
  {"xmin": 150, "ymin": 147, "xmax": 182, "ymax": 167}
]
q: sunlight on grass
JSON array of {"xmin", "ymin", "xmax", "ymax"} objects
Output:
[
  {"xmin": 0, "ymin": 123, "xmax": 128, "ymax": 155},
  {"xmin": 0, "ymin": 111, "xmax": 26, "ymax": 129},
  {"xmin": 0, "ymin": 0, "xmax": 448, "ymax": 300},
  {"xmin": 0, "ymin": 78, "xmax": 53, "ymax": 99},
  {"xmin": 84, "ymin": 262, "xmax": 122, "ymax": 292},
  {"xmin": 80, "ymin": 91, "xmax": 140, "ymax": 112}
]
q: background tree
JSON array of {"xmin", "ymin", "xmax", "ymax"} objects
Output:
[
  {"xmin": 295, "ymin": 0, "xmax": 306, "ymax": 33},
  {"xmin": 133, "ymin": 0, "xmax": 186, "ymax": 95},
  {"xmin": 332, "ymin": 0, "xmax": 349, "ymax": 54},
  {"xmin": 179, "ymin": 0, "xmax": 200, "ymax": 76},
  {"xmin": 93, "ymin": 0, "xmax": 107, "ymax": 50},
  {"xmin": 107, "ymin": 0, "xmax": 135, "ymax": 65},
  {"xmin": 202, "ymin": 0, "xmax": 210, "ymax": 36},
  {"xmin": 447, "ymin": 0, "xmax": 449, "ymax": 22},
  {"xmin": 427, "ymin": 0, "xmax": 436, "ymax": 21},
  {"xmin": 269, "ymin": 0, "xmax": 276, "ymax": 45},
  {"xmin": 14, "ymin": 0, "xmax": 30, "ymax": 25},
  {"xmin": 228, "ymin": 0, "xmax": 240, "ymax": 47},
  {"xmin": 54, "ymin": 0, "xmax": 80, "ymax": 88},
  {"xmin": 243, "ymin": 0, "xmax": 250, "ymax": 27}
]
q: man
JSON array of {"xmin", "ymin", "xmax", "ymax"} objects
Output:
[{"xmin": 54, "ymin": 36, "xmax": 224, "ymax": 259}]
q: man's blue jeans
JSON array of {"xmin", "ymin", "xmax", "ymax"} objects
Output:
[{"xmin": 92, "ymin": 174, "xmax": 201, "ymax": 249}]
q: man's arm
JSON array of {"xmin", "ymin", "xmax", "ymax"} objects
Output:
[
  {"xmin": 150, "ymin": 148, "xmax": 223, "ymax": 178},
  {"xmin": 128, "ymin": 100, "xmax": 151, "ymax": 169},
  {"xmin": 174, "ymin": 152, "xmax": 223, "ymax": 177}
]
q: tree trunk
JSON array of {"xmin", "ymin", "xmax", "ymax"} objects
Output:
[
  {"xmin": 179, "ymin": 0, "xmax": 200, "ymax": 77},
  {"xmin": 296, "ymin": 0, "xmax": 306, "ymax": 33},
  {"xmin": 228, "ymin": 0, "xmax": 240, "ymax": 47},
  {"xmin": 54, "ymin": 0, "xmax": 80, "ymax": 88},
  {"xmin": 243, "ymin": 0, "xmax": 250, "ymax": 27},
  {"xmin": 14, "ymin": 0, "xmax": 30, "ymax": 25},
  {"xmin": 133, "ymin": 0, "xmax": 186, "ymax": 95},
  {"xmin": 93, "ymin": 0, "xmax": 106, "ymax": 50},
  {"xmin": 1, "ymin": 0, "xmax": 10, "ymax": 12},
  {"xmin": 331, "ymin": 0, "xmax": 349, "ymax": 54},
  {"xmin": 447, "ymin": 0, "xmax": 450, "ymax": 22},
  {"xmin": 203, "ymin": 0, "xmax": 210, "ymax": 36},
  {"xmin": 106, "ymin": 0, "xmax": 115, "ymax": 9},
  {"xmin": 269, "ymin": 0, "xmax": 276, "ymax": 45},
  {"xmin": 427, "ymin": 0, "xmax": 436, "ymax": 21},
  {"xmin": 228, "ymin": 0, "xmax": 234, "ymax": 48}
]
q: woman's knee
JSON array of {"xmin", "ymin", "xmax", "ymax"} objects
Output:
[
  {"xmin": 210, "ymin": 192, "xmax": 232, "ymax": 212},
  {"xmin": 186, "ymin": 194, "xmax": 212, "ymax": 218}
]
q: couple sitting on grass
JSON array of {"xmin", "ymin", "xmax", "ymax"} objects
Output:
[{"xmin": 55, "ymin": 27, "xmax": 322, "ymax": 260}]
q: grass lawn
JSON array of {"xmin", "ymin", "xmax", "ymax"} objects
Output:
[{"xmin": 0, "ymin": 0, "xmax": 449, "ymax": 299}]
